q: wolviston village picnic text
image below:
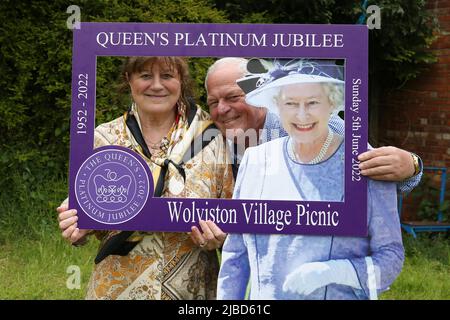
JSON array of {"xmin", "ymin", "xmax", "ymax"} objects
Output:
[{"xmin": 167, "ymin": 201, "xmax": 340, "ymax": 232}]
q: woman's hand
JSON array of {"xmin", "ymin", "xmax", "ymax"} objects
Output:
[
  {"xmin": 282, "ymin": 260, "xmax": 361, "ymax": 296},
  {"xmin": 190, "ymin": 220, "xmax": 227, "ymax": 251},
  {"xmin": 56, "ymin": 204, "xmax": 91, "ymax": 245}
]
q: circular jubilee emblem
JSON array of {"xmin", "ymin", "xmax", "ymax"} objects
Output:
[{"xmin": 75, "ymin": 146, "xmax": 152, "ymax": 225}]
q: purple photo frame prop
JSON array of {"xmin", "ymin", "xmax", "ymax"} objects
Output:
[{"xmin": 69, "ymin": 23, "xmax": 368, "ymax": 236}]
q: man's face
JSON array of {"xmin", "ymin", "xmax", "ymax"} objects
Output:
[{"xmin": 206, "ymin": 64, "xmax": 259, "ymax": 142}]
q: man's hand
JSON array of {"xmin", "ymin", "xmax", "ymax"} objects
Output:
[{"xmin": 358, "ymin": 146, "xmax": 415, "ymax": 181}]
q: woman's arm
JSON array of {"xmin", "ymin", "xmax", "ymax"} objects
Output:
[
  {"xmin": 217, "ymin": 150, "xmax": 253, "ymax": 299},
  {"xmin": 346, "ymin": 180, "xmax": 405, "ymax": 299},
  {"xmin": 189, "ymin": 134, "xmax": 234, "ymax": 250},
  {"xmin": 217, "ymin": 233, "xmax": 250, "ymax": 300}
]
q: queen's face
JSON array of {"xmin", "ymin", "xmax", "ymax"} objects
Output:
[
  {"xmin": 277, "ymin": 83, "xmax": 333, "ymax": 145},
  {"xmin": 128, "ymin": 62, "xmax": 181, "ymax": 115}
]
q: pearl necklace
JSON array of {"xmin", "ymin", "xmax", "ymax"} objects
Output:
[{"xmin": 290, "ymin": 129, "xmax": 334, "ymax": 164}]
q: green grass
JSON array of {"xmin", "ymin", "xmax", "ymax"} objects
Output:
[
  {"xmin": 0, "ymin": 172, "xmax": 98, "ymax": 299},
  {"xmin": 380, "ymin": 234, "xmax": 450, "ymax": 300},
  {"xmin": 0, "ymin": 230, "xmax": 97, "ymax": 299},
  {"xmin": 0, "ymin": 171, "xmax": 449, "ymax": 299}
]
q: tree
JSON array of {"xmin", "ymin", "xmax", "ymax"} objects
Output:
[
  {"xmin": 0, "ymin": 0, "xmax": 227, "ymax": 185},
  {"xmin": 213, "ymin": 0, "xmax": 438, "ymax": 143},
  {"xmin": 0, "ymin": 0, "xmax": 437, "ymax": 185}
]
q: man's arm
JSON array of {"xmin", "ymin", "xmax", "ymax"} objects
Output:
[
  {"xmin": 358, "ymin": 147, "xmax": 423, "ymax": 194},
  {"xmin": 328, "ymin": 114, "xmax": 423, "ymax": 193}
]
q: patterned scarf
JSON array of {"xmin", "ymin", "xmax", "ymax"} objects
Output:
[{"xmin": 129, "ymin": 101, "xmax": 188, "ymax": 167}]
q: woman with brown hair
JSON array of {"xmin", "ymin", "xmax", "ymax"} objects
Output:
[{"xmin": 57, "ymin": 56, "xmax": 233, "ymax": 300}]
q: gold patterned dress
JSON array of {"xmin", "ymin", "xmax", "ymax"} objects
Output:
[{"xmin": 83, "ymin": 105, "xmax": 234, "ymax": 300}]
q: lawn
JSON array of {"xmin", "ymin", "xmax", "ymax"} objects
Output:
[
  {"xmin": 0, "ymin": 173, "xmax": 97, "ymax": 299},
  {"xmin": 0, "ymin": 173, "xmax": 449, "ymax": 299},
  {"xmin": 381, "ymin": 234, "xmax": 450, "ymax": 300}
]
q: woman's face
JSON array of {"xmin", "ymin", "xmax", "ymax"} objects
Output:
[
  {"xmin": 128, "ymin": 62, "xmax": 181, "ymax": 115},
  {"xmin": 277, "ymin": 83, "xmax": 333, "ymax": 145}
]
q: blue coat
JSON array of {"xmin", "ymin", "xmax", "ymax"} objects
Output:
[{"xmin": 217, "ymin": 137, "xmax": 404, "ymax": 300}]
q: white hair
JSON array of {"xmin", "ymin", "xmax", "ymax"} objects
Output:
[
  {"xmin": 205, "ymin": 57, "xmax": 248, "ymax": 92},
  {"xmin": 321, "ymin": 82, "xmax": 344, "ymax": 112},
  {"xmin": 275, "ymin": 82, "xmax": 345, "ymax": 113}
]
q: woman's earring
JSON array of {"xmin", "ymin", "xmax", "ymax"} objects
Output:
[
  {"xmin": 129, "ymin": 100, "xmax": 137, "ymax": 115},
  {"xmin": 177, "ymin": 101, "xmax": 186, "ymax": 117}
]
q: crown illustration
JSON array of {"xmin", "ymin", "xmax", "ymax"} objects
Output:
[{"xmin": 93, "ymin": 169, "xmax": 132, "ymax": 204}]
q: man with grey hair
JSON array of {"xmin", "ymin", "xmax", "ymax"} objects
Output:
[{"xmin": 189, "ymin": 57, "xmax": 422, "ymax": 247}]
